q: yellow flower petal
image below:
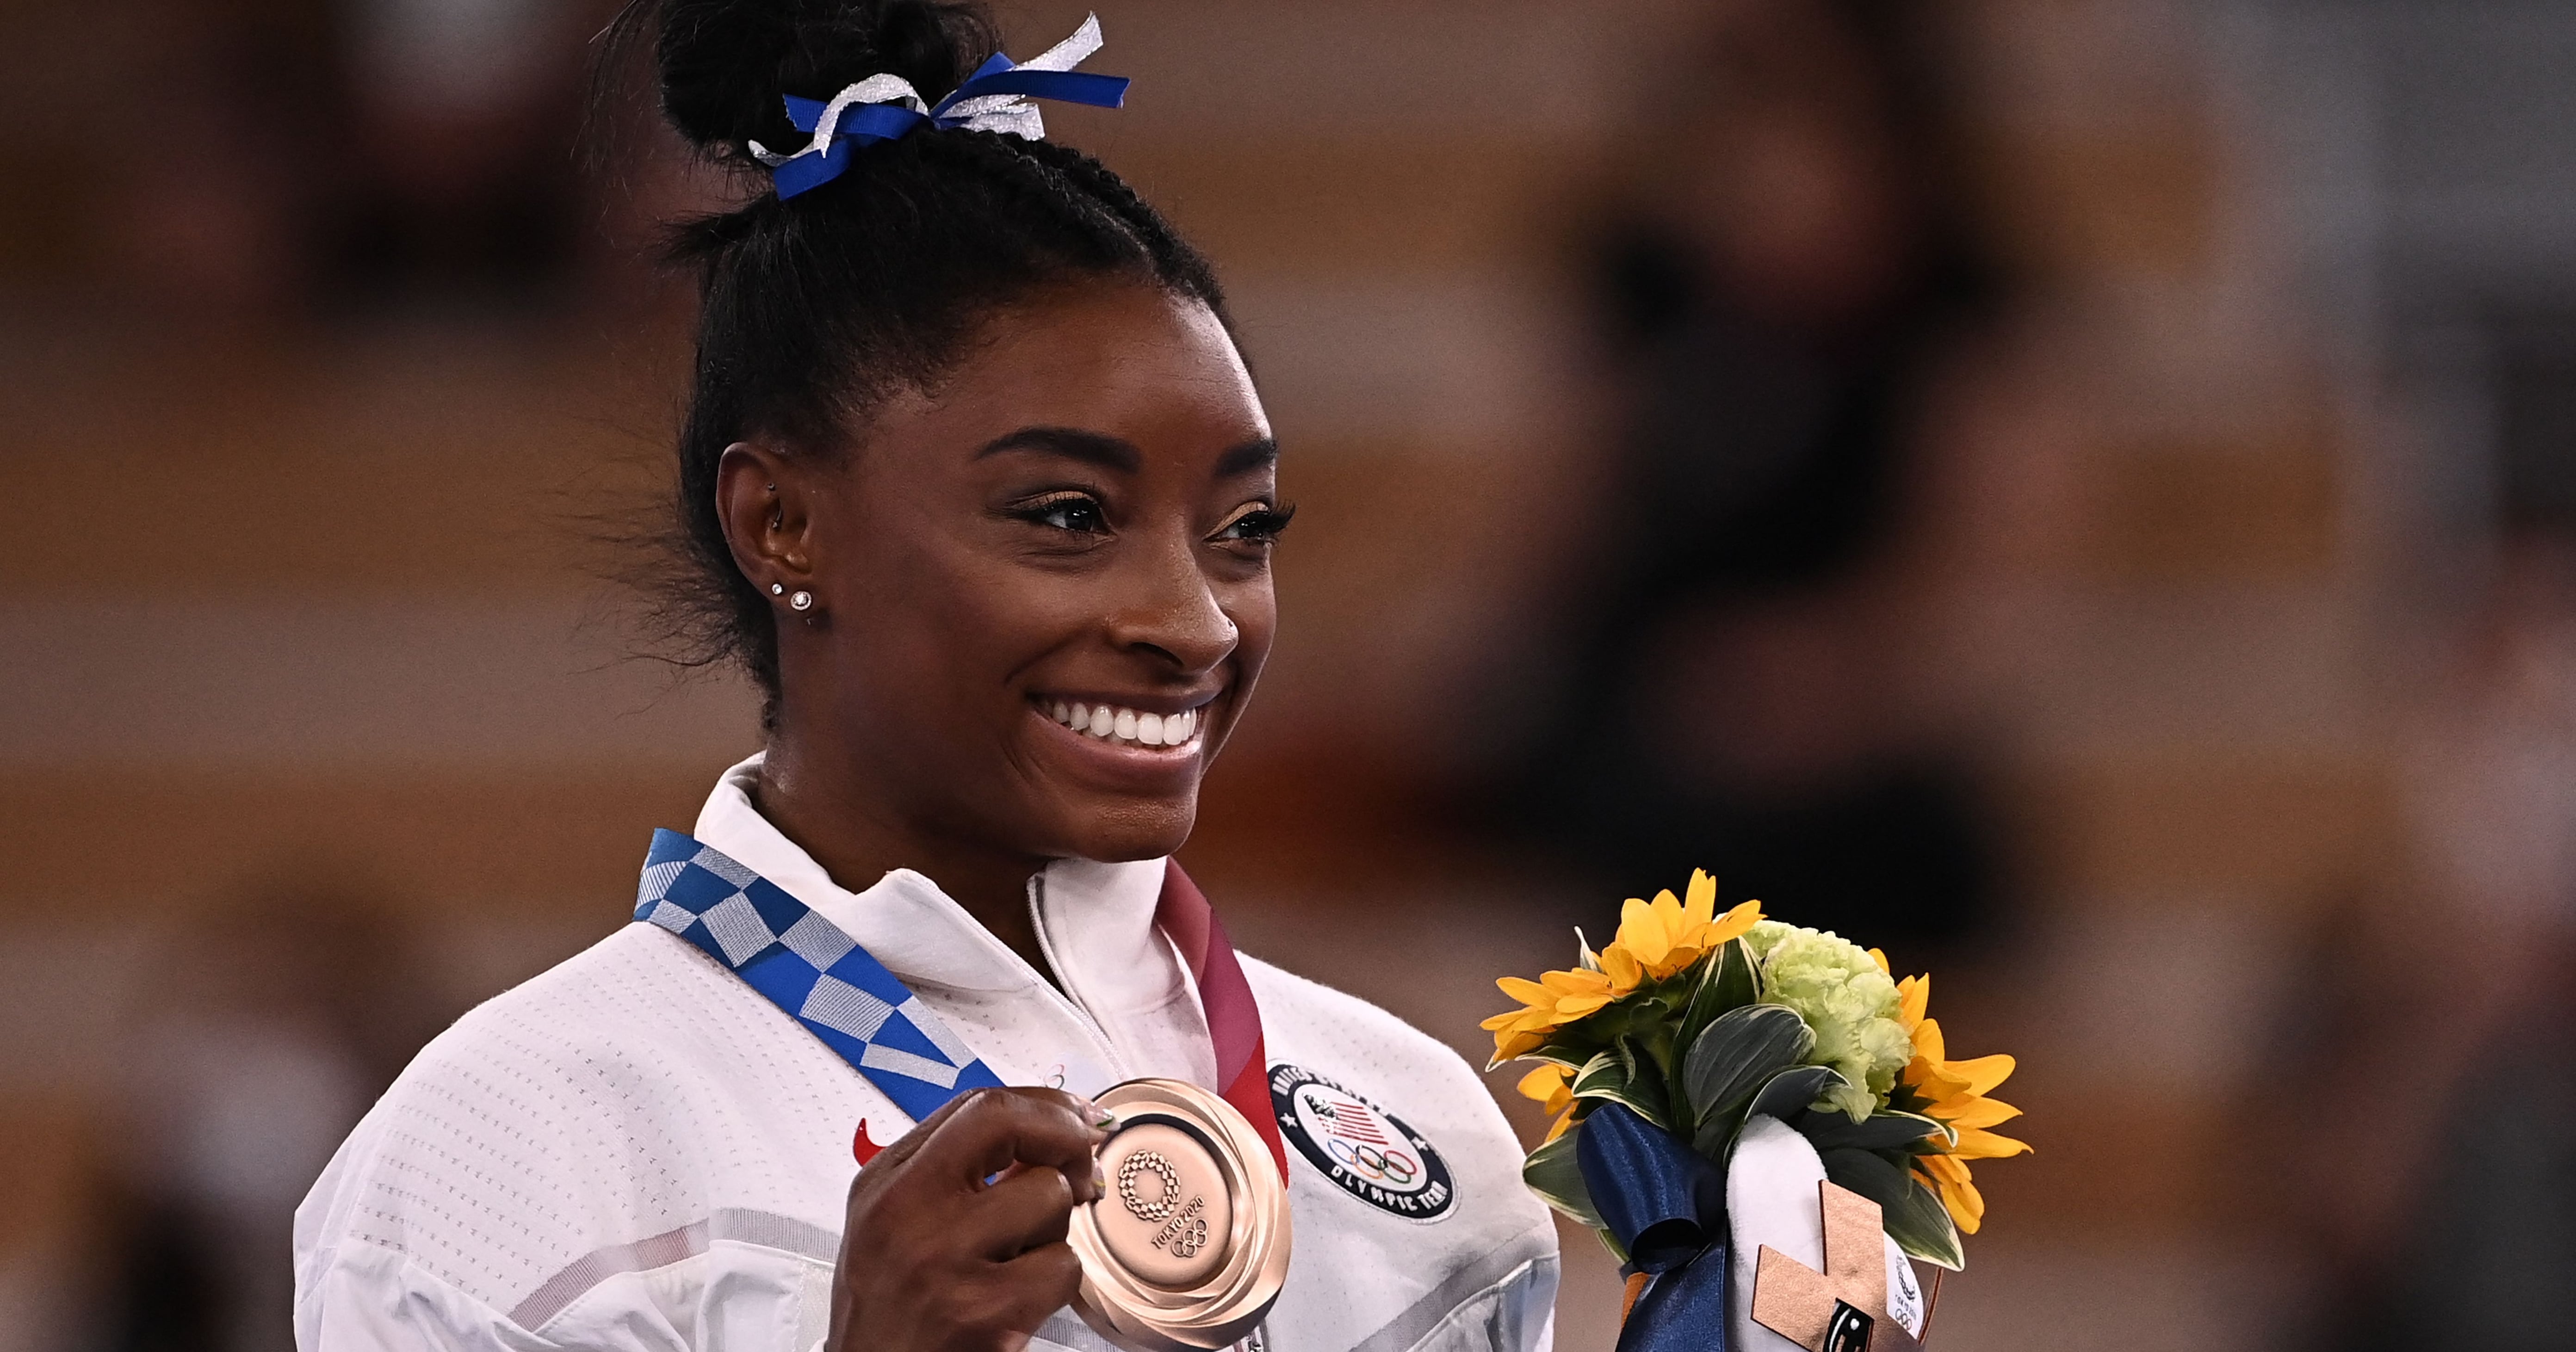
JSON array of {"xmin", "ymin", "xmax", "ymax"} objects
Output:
[
  {"xmin": 1945, "ymin": 1053, "xmax": 2016, "ymax": 1098},
  {"xmin": 1707, "ymin": 899, "xmax": 1764, "ymax": 945},
  {"xmin": 1949, "ymin": 1126, "xmax": 2032, "ymax": 1160},
  {"xmin": 1919, "ymin": 1154, "xmax": 1985, "ymax": 1233},
  {"xmin": 1617, "ymin": 894, "xmax": 1681, "ymax": 971},
  {"xmin": 1517, "ymin": 1064, "xmax": 1568, "ymax": 1102},
  {"xmin": 1896, "ymin": 974, "xmax": 1930, "ymax": 1030},
  {"xmin": 1912, "ymin": 1016, "xmax": 1947, "ymax": 1064},
  {"xmin": 1600, "ymin": 945, "xmax": 1644, "ymax": 991},
  {"xmin": 1497, "ymin": 976, "xmax": 1553, "ymax": 1006},
  {"xmin": 1540, "ymin": 967, "xmax": 1615, "ymax": 996},
  {"xmin": 1933, "ymin": 1096, "xmax": 2022, "ymax": 1131},
  {"xmin": 1493, "ymin": 1027, "xmax": 1547, "ymax": 1061},
  {"xmin": 1543, "ymin": 1107, "xmax": 1576, "ymax": 1143},
  {"xmin": 1480, "ymin": 1009, "xmax": 1529, "ymax": 1031},
  {"xmin": 1684, "ymin": 870, "xmax": 1717, "ymax": 926},
  {"xmin": 1553, "ymin": 993, "xmax": 1616, "ymax": 1019},
  {"xmin": 1868, "ymin": 946, "xmax": 1889, "ymax": 975}
]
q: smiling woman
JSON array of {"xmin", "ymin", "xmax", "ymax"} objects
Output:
[
  {"xmin": 733, "ymin": 285, "xmax": 1285, "ymax": 973},
  {"xmin": 286, "ymin": 3, "xmax": 1556, "ymax": 1352}
]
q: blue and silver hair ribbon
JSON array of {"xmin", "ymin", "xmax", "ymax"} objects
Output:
[{"xmin": 750, "ymin": 13, "xmax": 1129, "ymax": 200}]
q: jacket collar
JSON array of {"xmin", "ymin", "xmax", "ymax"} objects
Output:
[{"xmin": 691, "ymin": 753, "xmax": 1185, "ymax": 1015}]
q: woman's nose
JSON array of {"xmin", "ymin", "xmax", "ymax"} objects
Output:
[{"xmin": 1107, "ymin": 540, "xmax": 1238, "ymax": 673}]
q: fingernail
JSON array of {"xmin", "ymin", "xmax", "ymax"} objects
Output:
[{"xmin": 1076, "ymin": 1096, "xmax": 1116, "ymax": 1130}]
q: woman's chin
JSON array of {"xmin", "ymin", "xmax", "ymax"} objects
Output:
[{"xmin": 1055, "ymin": 797, "xmax": 1198, "ymax": 864}]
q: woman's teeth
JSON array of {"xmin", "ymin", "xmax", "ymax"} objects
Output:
[{"xmin": 1047, "ymin": 700, "xmax": 1201, "ymax": 748}]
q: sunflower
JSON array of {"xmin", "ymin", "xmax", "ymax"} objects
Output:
[
  {"xmin": 1482, "ymin": 870, "xmax": 1767, "ymax": 1063},
  {"xmin": 1889, "ymin": 970, "xmax": 2030, "ymax": 1234},
  {"xmin": 1481, "ymin": 964, "xmax": 1635, "ymax": 1062},
  {"xmin": 1517, "ymin": 1063, "xmax": 1579, "ymax": 1142},
  {"xmin": 1603, "ymin": 870, "xmax": 1765, "ymax": 982}
]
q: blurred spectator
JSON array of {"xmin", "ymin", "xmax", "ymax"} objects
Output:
[
  {"xmin": 325, "ymin": 0, "xmax": 597, "ymax": 310},
  {"xmin": 91, "ymin": 877, "xmax": 451, "ymax": 1352},
  {"xmin": 59, "ymin": 0, "xmax": 597, "ymax": 315},
  {"xmin": 2281, "ymin": 536, "xmax": 2576, "ymax": 1352},
  {"xmin": 1490, "ymin": 0, "xmax": 2007, "ymax": 957}
]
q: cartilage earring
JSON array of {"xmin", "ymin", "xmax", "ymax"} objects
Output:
[
  {"xmin": 791, "ymin": 590, "xmax": 814, "ymax": 611},
  {"xmin": 769, "ymin": 583, "xmax": 785, "ymax": 596}
]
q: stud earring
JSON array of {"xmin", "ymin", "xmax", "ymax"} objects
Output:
[
  {"xmin": 769, "ymin": 583, "xmax": 785, "ymax": 596},
  {"xmin": 791, "ymin": 590, "xmax": 814, "ymax": 611}
]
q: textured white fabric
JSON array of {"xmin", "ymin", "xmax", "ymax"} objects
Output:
[{"xmin": 295, "ymin": 756, "xmax": 1556, "ymax": 1352}]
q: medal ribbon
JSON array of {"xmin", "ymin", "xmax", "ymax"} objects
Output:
[
  {"xmin": 1155, "ymin": 863, "xmax": 1289, "ymax": 1180},
  {"xmin": 633, "ymin": 829, "xmax": 1288, "ymax": 1179}
]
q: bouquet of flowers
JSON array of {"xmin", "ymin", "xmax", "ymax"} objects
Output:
[{"xmin": 1484, "ymin": 870, "xmax": 2026, "ymax": 1333}]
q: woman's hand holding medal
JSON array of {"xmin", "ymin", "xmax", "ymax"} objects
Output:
[{"xmin": 824, "ymin": 1087, "xmax": 1114, "ymax": 1352}]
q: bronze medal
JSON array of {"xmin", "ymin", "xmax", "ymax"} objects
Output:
[{"xmin": 1069, "ymin": 1079, "xmax": 1293, "ymax": 1352}]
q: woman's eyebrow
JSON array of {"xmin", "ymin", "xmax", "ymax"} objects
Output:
[
  {"xmin": 1215, "ymin": 438, "xmax": 1280, "ymax": 476},
  {"xmin": 974, "ymin": 426, "xmax": 1141, "ymax": 471}
]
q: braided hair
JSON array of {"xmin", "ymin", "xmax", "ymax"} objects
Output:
[{"xmin": 602, "ymin": 0, "xmax": 1230, "ymax": 714}]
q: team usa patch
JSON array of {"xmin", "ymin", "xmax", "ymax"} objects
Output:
[{"xmin": 1269, "ymin": 1064, "xmax": 1455, "ymax": 1221}]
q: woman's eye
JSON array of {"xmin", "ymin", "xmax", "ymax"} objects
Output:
[
  {"xmin": 1016, "ymin": 494, "xmax": 1107, "ymax": 534},
  {"xmin": 1214, "ymin": 505, "xmax": 1296, "ymax": 545}
]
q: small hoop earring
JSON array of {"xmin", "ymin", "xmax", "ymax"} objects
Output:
[
  {"xmin": 768, "ymin": 582, "xmax": 785, "ymax": 596},
  {"xmin": 790, "ymin": 590, "xmax": 814, "ymax": 612}
]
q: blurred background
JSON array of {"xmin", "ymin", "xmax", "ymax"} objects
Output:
[{"xmin": 3, "ymin": 0, "xmax": 2573, "ymax": 1347}]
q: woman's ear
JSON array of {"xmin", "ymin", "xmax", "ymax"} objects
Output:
[{"xmin": 714, "ymin": 441, "xmax": 816, "ymax": 595}]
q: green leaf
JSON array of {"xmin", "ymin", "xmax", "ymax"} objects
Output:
[
  {"xmin": 1570, "ymin": 1049, "xmax": 1626, "ymax": 1099},
  {"xmin": 1521, "ymin": 1122, "xmax": 1605, "ymax": 1230},
  {"xmin": 1696, "ymin": 1062, "xmax": 1844, "ymax": 1158},
  {"xmin": 1664, "ymin": 943, "xmax": 1757, "ymax": 1113},
  {"xmin": 1800, "ymin": 1109, "xmax": 1948, "ymax": 1154},
  {"xmin": 1747, "ymin": 1063, "xmax": 1846, "ymax": 1123},
  {"xmin": 1569, "ymin": 1046, "xmax": 1668, "ymax": 1129},
  {"xmin": 1713, "ymin": 935, "xmax": 1761, "ymax": 1009},
  {"xmin": 1820, "ymin": 1148, "xmax": 1964, "ymax": 1271},
  {"xmin": 1681, "ymin": 1004, "xmax": 1815, "ymax": 1128},
  {"xmin": 1595, "ymin": 1225, "xmax": 1632, "ymax": 1267},
  {"xmin": 1505, "ymin": 1046, "xmax": 1591, "ymax": 1073},
  {"xmin": 1672, "ymin": 941, "xmax": 1754, "ymax": 1047}
]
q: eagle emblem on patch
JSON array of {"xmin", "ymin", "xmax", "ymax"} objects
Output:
[{"xmin": 1269, "ymin": 1064, "xmax": 1455, "ymax": 1221}]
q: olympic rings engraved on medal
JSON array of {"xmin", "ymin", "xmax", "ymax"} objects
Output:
[
  {"xmin": 1150, "ymin": 1193, "xmax": 1210, "ymax": 1259},
  {"xmin": 1118, "ymin": 1149, "xmax": 1184, "ymax": 1222}
]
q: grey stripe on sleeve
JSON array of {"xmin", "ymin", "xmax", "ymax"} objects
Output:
[
  {"xmin": 1350, "ymin": 1226, "xmax": 1561, "ymax": 1352},
  {"xmin": 509, "ymin": 1208, "xmax": 842, "ymax": 1330},
  {"xmin": 1031, "ymin": 1308, "xmax": 1129, "ymax": 1352}
]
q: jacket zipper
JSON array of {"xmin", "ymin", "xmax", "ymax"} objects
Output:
[{"xmin": 1026, "ymin": 872, "xmax": 1132, "ymax": 1081}]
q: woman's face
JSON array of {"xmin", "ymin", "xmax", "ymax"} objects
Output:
[{"xmin": 755, "ymin": 283, "xmax": 1280, "ymax": 867}]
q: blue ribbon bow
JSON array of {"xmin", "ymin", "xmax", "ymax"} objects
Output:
[
  {"xmin": 760, "ymin": 15, "xmax": 1130, "ymax": 200},
  {"xmin": 1578, "ymin": 1104, "xmax": 1732, "ymax": 1352}
]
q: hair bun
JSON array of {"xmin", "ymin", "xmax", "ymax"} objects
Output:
[{"xmin": 644, "ymin": 0, "xmax": 1000, "ymax": 159}]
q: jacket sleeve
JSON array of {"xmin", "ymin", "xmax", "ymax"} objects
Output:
[
  {"xmin": 1400, "ymin": 1250, "xmax": 1560, "ymax": 1352},
  {"xmin": 297, "ymin": 1245, "xmax": 576, "ymax": 1352},
  {"xmin": 297, "ymin": 1240, "xmax": 829, "ymax": 1352}
]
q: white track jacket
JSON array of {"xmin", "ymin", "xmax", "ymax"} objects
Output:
[{"xmin": 293, "ymin": 757, "xmax": 1559, "ymax": 1352}]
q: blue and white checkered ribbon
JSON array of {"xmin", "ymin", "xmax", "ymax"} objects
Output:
[{"xmin": 635, "ymin": 827, "xmax": 1005, "ymax": 1122}]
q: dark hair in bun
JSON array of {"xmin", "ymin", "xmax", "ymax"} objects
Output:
[{"xmin": 602, "ymin": 0, "xmax": 1228, "ymax": 715}]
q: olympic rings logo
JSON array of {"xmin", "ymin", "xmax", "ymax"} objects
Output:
[{"xmin": 1322, "ymin": 1136, "xmax": 1421, "ymax": 1186}]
